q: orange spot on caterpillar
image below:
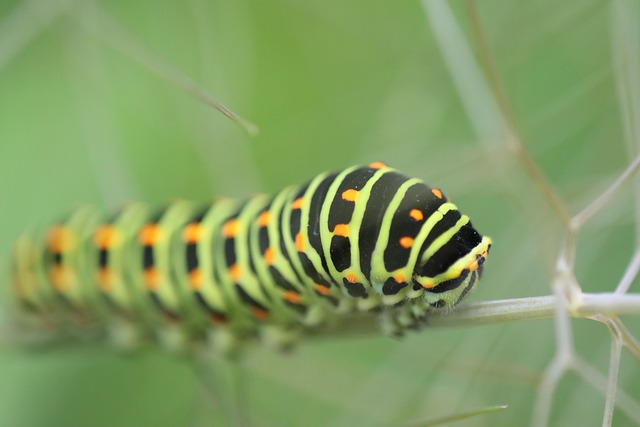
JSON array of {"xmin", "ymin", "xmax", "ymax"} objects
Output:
[
  {"xmin": 467, "ymin": 247, "xmax": 489, "ymax": 272},
  {"xmin": 264, "ymin": 247, "xmax": 275, "ymax": 265},
  {"xmin": 394, "ymin": 273, "xmax": 405, "ymax": 283},
  {"xmin": 333, "ymin": 224, "xmax": 350, "ymax": 237},
  {"xmin": 283, "ymin": 290, "xmax": 301, "ymax": 304},
  {"xmin": 422, "ymin": 281, "xmax": 436, "ymax": 289},
  {"xmin": 346, "ymin": 273, "xmax": 358, "ymax": 283},
  {"xmin": 295, "ymin": 232, "xmax": 304, "ymax": 252},
  {"xmin": 189, "ymin": 268, "xmax": 203, "ymax": 289},
  {"xmin": 252, "ymin": 307, "xmax": 269, "ymax": 321},
  {"xmin": 97, "ymin": 267, "xmax": 113, "ymax": 291},
  {"xmin": 47, "ymin": 226, "xmax": 73, "ymax": 253},
  {"xmin": 139, "ymin": 224, "xmax": 161, "ymax": 246},
  {"xmin": 229, "ymin": 264, "xmax": 242, "ymax": 281},
  {"xmin": 144, "ymin": 267, "xmax": 160, "ymax": 290},
  {"xmin": 291, "ymin": 198, "xmax": 304, "ymax": 210},
  {"xmin": 222, "ymin": 220, "xmax": 239, "ymax": 238},
  {"xmin": 182, "ymin": 222, "xmax": 202, "ymax": 243},
  {"xmin": 94, "ymin": 225, "xmax": 118, "ymax": 250},
  {"xmin": 257, "ymin": 211, "xmax": 271, "ymax": 227},
  {"xmin": 432, "ymin": 188, "xmax": 443, "ymax": 199},
  {"xmin": 314, "ymin": 284, "xmax": 332, "ymax": 296},
  {"xmin": 369, "ymin": 161, "xmax": 387, "ymax": 169},
  {"xmin": 409, "ymin": 209, "xmax": 424, "ymax": 222},
  {"xmin": 341, "ymin": 189, "xmax": 359, "ymax": 202},
  {"xmin": 399, "ymin": 236, "xmax": 414, "ymax": 249}
]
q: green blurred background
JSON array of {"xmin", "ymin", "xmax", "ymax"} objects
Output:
[{"xmin": 0, "ymin": 0, "xmax": 638, "ymax": 426}]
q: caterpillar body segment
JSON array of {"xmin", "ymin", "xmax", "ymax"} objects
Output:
[{"xmin": 11, "ymin": 163, "xmax": 491, "ymax": 352}]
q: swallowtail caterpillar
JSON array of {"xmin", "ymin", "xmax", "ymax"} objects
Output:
[{"xmin": 11, "ymin": 162, "xmax": 491, "ymax": 353}]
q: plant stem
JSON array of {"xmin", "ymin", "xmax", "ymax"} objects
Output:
[{"xmin": 320, "ymin": 293, "xmax": 640, "ymax": 338}]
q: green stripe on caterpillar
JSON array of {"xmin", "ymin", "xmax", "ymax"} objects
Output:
[{"xmin": 11, "ymin": 163, "xmax": 491, "ymax": 352}]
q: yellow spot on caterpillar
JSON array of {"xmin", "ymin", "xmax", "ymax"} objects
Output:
[
  {"xmin": 346, "ymin": 273, "xmax": 358, "ymax": 283},
  {"xmin": 399, "ymin": 236, "xmax": 414, "ymax": 249},
  {"xmin": 144, "ymin": 267, "xmax": 160, "ymax": 290},
  {"xmin": 222, "ymin": 220, "xmax": 239, "ymax": 238},
  {"xmin": 139, "ymin": 224, "xmax": 161, "ymax": 246},
  {"xmin": 341, "ymin": 189, "xmax": 359, "ymax": 202},
  {"xmin": 264, "ymin": 247, "xmax": 275, "ymax": 265},
  {"xmin": 291, "ymin": 198, "xmax": 304, "ymax": 210},
  {"xmin": 257, "ymin": 211, "xmax": 271, "ymax": 227},
  {"xmin": 295, "ymin": 232, "xmax": 304, "ymax": 252},
  {"xmin": 314, "ymin": 284, "xmax": 331, "ymax": 296},
  {"xmin": 409, "ymin": 209, "xmax": 424, "ymax": 222},
  {"xmin": 333, "ymin": 224, "xmax": 350, "ymax": 237},
  {"xmin": 283, "ymin": 290, "xmax": 301, "ymax": 304},
  {"xmin": 94, "ymin": 225, "xmax": 118, "ymax": 250},
  {"xmin": 432, "ymin": 188, "xmax": 443, "ymax": 199},
  {"xmin": 48, "ymin": 226, "xmax": 74, "ymax": 253},
  {"xmin": 182, "ymin": 222, "xmax": 202, "ymax": 243},
  {"xmin": 189, "ymin": 268, "xmax": 203, "ymax": 289},
  {"xmin": 369, "ymin": 161, "xmax": 387, "ymax": 169},
  {"xmin": 394, "ymin": 273, "xmax": 405, "ymax": 283},
  {"xmin": 229, "ymin": 264, "xmax": 242, "ymax": 281}
]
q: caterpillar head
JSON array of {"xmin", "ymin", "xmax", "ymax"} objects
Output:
[
  {"xmin": 412, "ymin": 229, "xmax": 491, "ymax": 311},
  {"xmin": 409, "ymin": 202, "xmax": 491, "ymax": 311},
  {"xmin": 372, "ymin": 179, "xmax": 490, "ymax": 311}
]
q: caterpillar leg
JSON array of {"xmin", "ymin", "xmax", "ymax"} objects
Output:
[
  {"xmin": 378, "ymin": 301, "xmax": 430, "ymax": 337},
  {"xmin": 258, "ymin": 324, "xmax": 303, "ymax": 353}
]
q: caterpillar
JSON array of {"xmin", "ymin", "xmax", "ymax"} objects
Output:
[{"xmin": 10, "ymin": 162, "xmax": 491, "ymax": 352}]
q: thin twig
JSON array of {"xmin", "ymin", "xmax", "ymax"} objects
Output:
[
  {"xmin": 615, "ymin": 248, "xmax": 640, "ymax": 294},
  {"xmin": 590, "ymin": 316, "xmax": 640, "ymax": 361},
  {"xmin": 603, "ymin": 338, "xmax": 621, "ymax": 427},
  {"xmin": 596, "ymin": 316, "xmax": 622, "ymax": 427},
  {"xmin": 464, "ymin": 0, "xmax": 572, "ymax": 225},
  {"xmin": 573, "ymin": 356, "xmax": 640, "ymax": 425},
  {"xmin": 70, "ymin": 1, "xmax": 259, "ymax": 137},
  {"xmin": 532, "ymin": 351, "xmax": 571, "ymax": 427},
  {"xmin": 401, "ymin": 405, "xmax": 508, "ymax": 427},
  {"xmin": 572, "ymin": 153, "xmax": 640, "ymax": 229}
]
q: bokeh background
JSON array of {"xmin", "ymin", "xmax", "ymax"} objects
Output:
[{"xmin": 0, "ymin": 0, "xmax": 639, "ymax": 426}]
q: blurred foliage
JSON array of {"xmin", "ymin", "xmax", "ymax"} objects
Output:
[{"xmin": 0, "ymin": 0, "xmax": 638, "ymax": 426}]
